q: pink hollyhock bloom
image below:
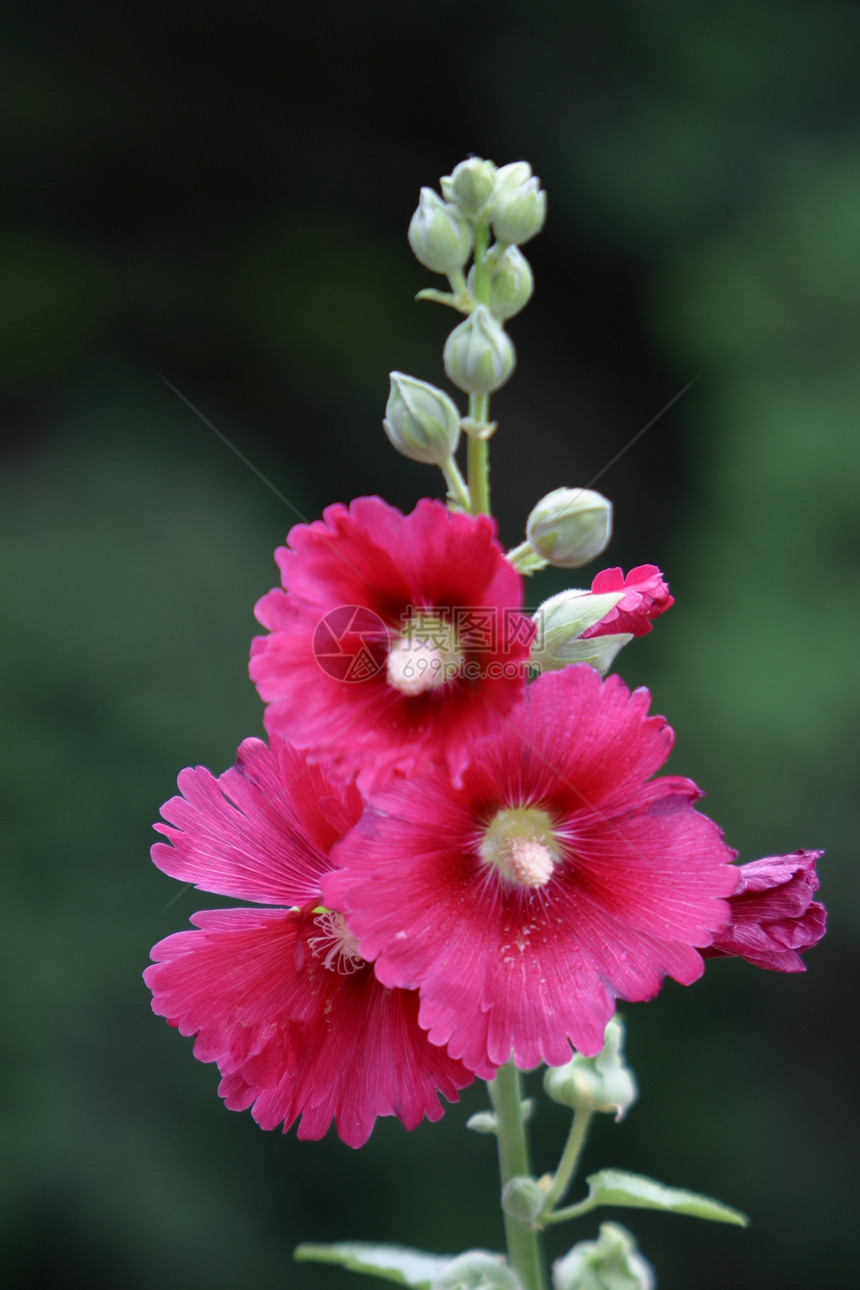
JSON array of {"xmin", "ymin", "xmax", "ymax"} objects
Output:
[
  {"xmin": 324, "ymin": 666, "xmax": 739, "ymax": 1074},
  {"xmin": 249, "ymin": 496, "xmax": 533, "ymax": 790},
  {"xmin": 581, "ymin": 565, "xmax": 674, "ymax": 639},
  {"xmin": 144, "ymin": 737, "xmax": 474, "ymax": 1147},
  {"xmin": 703, "ymin": 850, "xmax": 826, "ymax": 972}
]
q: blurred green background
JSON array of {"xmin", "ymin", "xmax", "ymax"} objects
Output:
[{"xmin": 2, "ymin": 2, "xmax": 856, "ymax": 1286}]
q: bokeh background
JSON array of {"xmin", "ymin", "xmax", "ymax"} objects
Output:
[{"xmin": 2, "ymin": 2, "xmax": 857, "ymax": 1286}]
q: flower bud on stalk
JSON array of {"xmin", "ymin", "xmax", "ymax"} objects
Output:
[
  {"xmin": 501, "ymin": 1176, "xmax": 545, "ymax": 1225},
  {"xmin": 544, "ymin": 1017, "xmax": 637, "ymax": 1121},
  {"xmin": 444, "ymin": 305, "xmax": 516, "ymax": 395},
  {"xmin": 553, "ymin": 1223, "xmax": 655, "ymax": 1290},
  {"xmin": 383, "ymin": 372, "xmax": 461, "ymax": 465},
  {"xmin": 408, "ymin": 188, "xmax": 473, "ymax": 275},
  {"xmin": 490, "ymin": 162, "xmax": 547, "ymax": 245},
  {"xmin": 526, "ymin": 487, "xmax": 613, "ymax": 568},
  {"xmin": 441, "ymin": 156, "xmax": 497, "ymax": 219},
  {"xmin": 469, "ymin": 245, "xmax": 534, "ymax": 321}
]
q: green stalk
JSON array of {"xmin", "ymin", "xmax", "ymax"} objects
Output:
[
  {"xmin": 467, "ymin": 218, "xmax": 492, "ymax": 515},
  {"xmin": 467, "ymin": 396, "xmax": 490, "ymax": 515},
  {"xmin": 488, "ymin": 1064, "xmax": 548, "ymax": 1290},
  {"xmin": 539, "ymin": 1108, "xmax": 594, "ymax": 1218},
  {"xmin": 440, "ymin": 454, "xmax": 471, "ymax": 511}
]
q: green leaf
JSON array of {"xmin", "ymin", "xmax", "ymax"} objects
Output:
[
  {"xmin": 584, "ymin": 1170, "xmax": 749, "ymax": 1227},
  {"xmin": 294, "ymin": 1242, "xmax": 452, "ymax": 1287}
]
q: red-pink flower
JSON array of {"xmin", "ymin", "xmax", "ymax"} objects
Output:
[
  {"xmin": 703, "ymin": 851, "xmax": 826, "ymax": 972},
  {"xmin": 581, "ymin": 565, "xmax": 674, "ymax": 639},
  {"xmin": 324, "ymin": 666, "xmax": 738, "ymax": 1074},
  {"xmin": 249, "ymin": 496, "xmax": 533, "ymax": 791},
  {"xmin": 144, "ymin": 737, "xmax": 474, "ymax": 1147}
]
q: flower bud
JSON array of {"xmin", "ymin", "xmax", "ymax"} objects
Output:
[
  {"xmin": 441, "ymin": 157, "xmax": 497, "ymax": 219},
  {"xmin": 501, "ymin": 1176, "xmax": 544, "ymax": 1225},
  {"xmin": 553, "ymin": 1223, "xmax": 654, "ymax": 1290},
  {"xmin": 544, "ymin": 1016, "xmax": 637, "ymax": 1121},
  {"xmin": 383, "ymin": 372, "xmax": 461, "ymax": 464},
  {"xmin": 490, "ymin": 163, "xmax": 546, "ymax": 245},
  {"xmin": 408, "ymin": 188, "xmax": 473, "ymax": 275},
  {"xmin": 444, "ymin": 305, "xmax": 516, "ymax": 395},
  {"xmin": 530, "ymin": 589, "xmax": 630, "ymax": 676},
  {"xmin": 469, "ymin": 245, "xmax": 534, "ymax": 321},
  {"xmin": 526, "ymin": 488, "xmax": 613, "ymax": 569},
  {"xmin": 436, "ymin": 1251, "xmax": 522, "ymax": 1290}
]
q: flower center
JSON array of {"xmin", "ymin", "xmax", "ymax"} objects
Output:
[
  {"xmin": 386, "ymin": 613, "xmax": 464, "ymax": 697},
  {"xmin": 480, "ymin": 807, "xmax": 560, "ymax": 889},
  {"xmin": 308, "ymin": 909, "xmax": 365, "ymax": 974}
]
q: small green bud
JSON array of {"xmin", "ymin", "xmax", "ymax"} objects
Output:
[
  {"xmin": 444, "ymin": 305, "xmax": 516, "ymax": 395},
  {"xmin": 501, "ymin": 1176, "xmax": 544, "ymax": 1225},
  {"xmin": 383, "ymin": 372, "xmax": 461, "ymax": 465},
  {"xmin": 526, "ymin": 488, "xmax": 613, "ymax": 568},
  {"xmin": 490, "ymin": 163, "xmax": 546, "ymax": 246},
  {"xmin": 544, "ymin": 1017, "xmax": 637, "ymax": 1121},
  {"xmin": 469, "ymin": 245, "xmax": 534, "ymax": 321},
  {"xmin": 441, "ymin": 157, "xmax": 497, "ymax": 219},
  {"xmin": 408, "ymin": 188, "xmax": 473, "ymax": 275},
  {"xmin": 552, "ymin": 1223, "xmax": 654, "ymax": 1290},
  {"xmin": 436, "ymin": 1251, "xmax": 523, "ymax": 1290}
]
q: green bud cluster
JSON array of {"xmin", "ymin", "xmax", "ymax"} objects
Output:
[{"xmin": 385, "ymin": 157, "xmax": 549, "ymax": 496}]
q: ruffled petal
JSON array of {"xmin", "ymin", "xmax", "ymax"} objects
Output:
[
  {"xmin": 151, "ymin": 738, "xmax": 362, "ymax": 904},
  {"xmin": 250, "ymin": 496, "xmax": 532, "ymax": 791},
  {"xmin": 145, "ymin": 905, "xmax": 474, "ymax": 1147},
  {"xmin": 326, "ymin": 669, "xmax": 736, "ymax": 1072}
]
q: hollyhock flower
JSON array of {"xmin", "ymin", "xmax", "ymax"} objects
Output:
[
  {"xmin": 703, "ymin": 850, "xmax": 826, "ymax": 972},
  {"xmin": 324, "ymin": 666, "xmax": 738, "ymax": 1074},
  {"xmin": 144, "ymin": 737, "xmax": 474, "ymax": 1147},
  {"xmin": 581, "ymin": 565, "xmax": 673, "ymax": 639},
  {"xmin": 249, "ymin": 496, "xmax": 533, "ymax": 791}
]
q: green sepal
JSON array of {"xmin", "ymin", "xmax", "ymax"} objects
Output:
[
  {"xmin": 584, "ymin": 1170, "xmax": 749, "ymax": 1227},
  {"xmin": 294, "ymin": 1242, "xmax": 451, "ymax": 1287},
  {"xmin": 415, "ymin": 288, "xmax": 473, "ymax": 314}
]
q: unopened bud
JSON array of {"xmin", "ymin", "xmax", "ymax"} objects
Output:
[
  {"xmin": 444, "ymin": 305, "xmax": 516, "ymax": 395},
  {"xmin": 469, "ymin": 246, "xmax": 534, "ymax": 321},
  {"xmin": 544, "ymin": 1017, "xmax": 637, "ymax": 1121},
  {"xmin": 383, "ymin": 372, "xmax": 461, "ymax": 464},
  {"xmin": 409, "ymin": 188, "xmax": 473, "ymax": 275},
  {"xmin": 435, "ymin": 1251, "xmax": 522, "ymax": 1290},
  {"xmin": 526, "ymin": 488, "xmax": 613, "ymax": 568},
  {"xmin": 552, "ymin": 1223, "xmax": 654, "ymax": 1290},
  {"xmin": 501, "ymin": 1176, "xmax": 544, "ymax": 1225},
  {"xmin": 490, "ymin": 163, "xmax": 546, "ymax": 246},
  {"xmin": 441, "ymin": 157, "xmax": 497, "ymax": 219}
]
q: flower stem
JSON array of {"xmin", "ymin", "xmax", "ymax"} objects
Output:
[
  {"xmin": 440, "ymin": 454, "xmax": 472, "ymax": 511},
  {"xmin": 539, "ymin": 1108, "xmax": 594, "ymax": 1218},
  {"xmin": 487, "ymin": 1063, "xmax": 548, "ymax": 1290},
  {"xmin": 467, "ymin": 217, "xmax": 492, "ymax": 515},
  {"xmin": 467, "ymin": 400, "xmax": 490, "ymax": 515}
]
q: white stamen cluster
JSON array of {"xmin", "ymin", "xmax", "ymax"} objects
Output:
[
  {"xmin": 386, "ymin": 640, "xmax": 451, "ymax": 696},
  {"xmin": 507, "ymin": 836, "xmax": 556, "ymax": 888},
  {"xmin": 308, "ymin": 910, "xmax": 365, "ymax": 975}
]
